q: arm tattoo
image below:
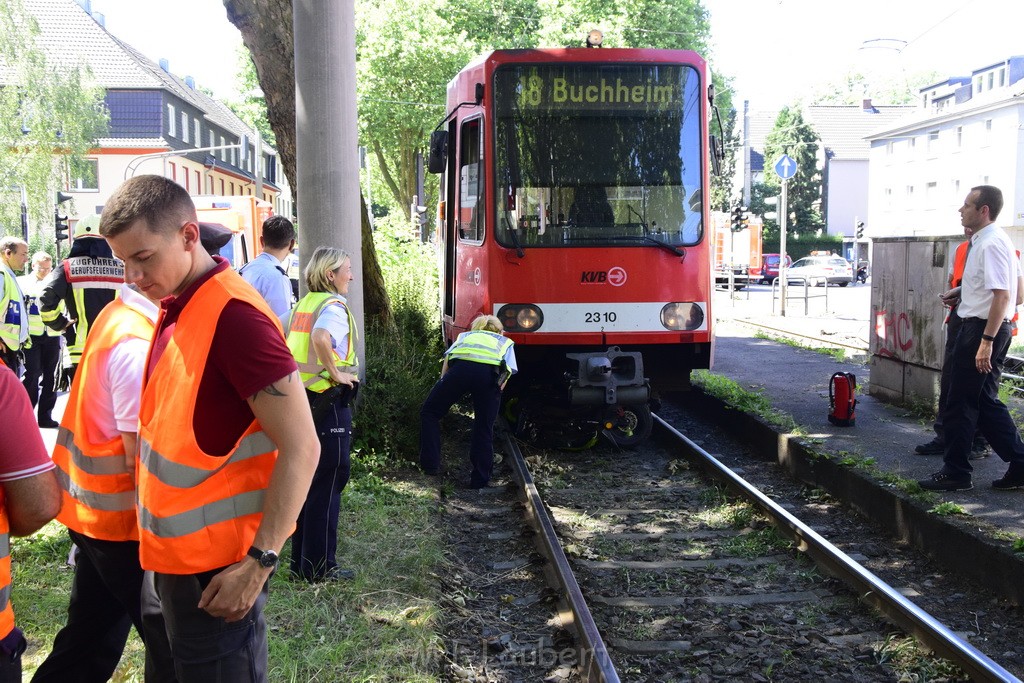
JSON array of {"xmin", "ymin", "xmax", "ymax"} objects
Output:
[{"xmin": 250, "ymin": 372, "xmax": 295, "ymax": 402}]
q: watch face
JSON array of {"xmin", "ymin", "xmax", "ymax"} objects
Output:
[{"xmin": 259, "ymin": 550, "xmax": 279, "ymax": 568}]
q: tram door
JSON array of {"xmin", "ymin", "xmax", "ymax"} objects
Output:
[{"xmin": 442, "ymin": 118, "xmax": 458, "ymax": 324}]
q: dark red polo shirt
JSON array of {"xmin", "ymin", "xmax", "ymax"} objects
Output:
[{"xmin": 148, "ymin": 257, "xmax": 298, "ymax": 456}]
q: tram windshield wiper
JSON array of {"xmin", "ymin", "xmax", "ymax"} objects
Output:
[{"xmin": 607, "ymin": 234, "xmax": 684, "ymax": 257}]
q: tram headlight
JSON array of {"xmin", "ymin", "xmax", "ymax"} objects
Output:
[
  {"xmin": 661, "ymin": 303, "xmax": 704, "ymax": 331},
  {"xmin": 497, "ymin": 304, "xmax": 544, "ymax": 332}
]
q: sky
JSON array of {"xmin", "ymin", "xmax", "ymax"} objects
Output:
[
  {"xmin": 87, "ymin": 0, "xmax": 1024, "ymax": 109},
  {"xmin": 704, "ymin": 0, "xmax": 1024, "ymax": 110},
  {"xmin": 89, "ymin": 0, "xmax": 245, "ymax": 99}
]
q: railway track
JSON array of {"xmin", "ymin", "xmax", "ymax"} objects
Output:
[{"xmin": 495, "ymin": 416, "xmax": 1021, "ymax": 682}]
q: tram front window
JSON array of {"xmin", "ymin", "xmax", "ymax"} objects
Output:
[{"xmin": 494, "ymin": 63, "xmax": 704, "ymax": 248}]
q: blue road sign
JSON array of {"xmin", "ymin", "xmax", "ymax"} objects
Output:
[{"xmin": 774, "ymin": 154, "xmax": 798, "ymax": 180}]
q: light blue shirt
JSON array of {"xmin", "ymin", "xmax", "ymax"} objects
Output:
[
  {"xmin": 314, "ymin": 298, "xmax": 351, "ymax": 355},
  {"xmin": 240, "ymin": 252, "xmax": 293, "ymax": 318}
]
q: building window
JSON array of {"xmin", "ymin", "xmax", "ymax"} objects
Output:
[
  {"xmin": 975, "ymin": 76, "xmax": 982, "ymax": 93},
  {"xmin": 220, "ymin": 179, "xmax": 225, "ymax": 194},
  {"xmin": 181, "ymin": 113, "xmax": 189, "ymax": 143},
  {"xmin": 69, "ymin": 158, "xmax": 99, "ymax": 191},
  {"xmin": 926, "ymin": 181, "xmax": 937, "ymax": 200},
  {"xmin": 988, "ymin": 72, "xmax": 994, "ymax": 90},
  {"xmin": 884, "ymin": 188, "xmax": 892, "ymax": 208},
  {"xmin": 927, "ymin": 130, "xmax": 939, "ymax": 154},
  {"xmin": 194, "ymin": 119, "xmax": 201, "ymax": 146},
  {"xmin": 220, "ymin": 136, "xmax": 226, "ymax": 160},
  {"xmin": 984, "ymin": 119, "xmax": 993, "ymax": 146},
  {"xmin": 194, "ymin": 170, "xmax": 201, "ymax": 194},
  {"xmin": 207, "ymin": 176, "xmax": 214, "ymax": 194},
  {"xmin": 167, "ymin": 104, "xmax": 176, "ymax": 137},
  {"xmin": 905, "ymin": 185, "xmax": 914, "ymax": 203},
  {"xmin": 886, "ymin": 141, "xmax": 893, "ymax": 156},
  {"xmin": 956, "ymin": 126, "xmax": 963, "ymax": 148},
  {"xmin": 209, "ymin": 131, "xmax": 215, "ymax": 149},
  {"xmin": 169, "ymin": 162, "xmax": 176, "ymax": 181},
  {"xmin": 231, "ymin": 148, "xmax": 237, "ymax": 167},
  {"xmin": 999, "ymin": 68, "xmax": 1006, "ymax": 86},
  {"xmin": 184, "ymin": 168, "xmax": 190, "ymax": 192}
]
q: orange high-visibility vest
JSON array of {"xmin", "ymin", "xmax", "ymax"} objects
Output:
[
  {"xmin": 0, "ymin": 492, "xmax": 13, "ymax": 639},
  {"xmin": 136, "ymin": 269, "xmax": 282, "ymax": 574},
  {"xmin": 53, "ymin": 298, "xmax": 154, "ymax": 542}
]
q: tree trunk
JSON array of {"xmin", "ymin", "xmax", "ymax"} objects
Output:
[{"xmin": 222, "ymin": 0, "xmax": 391, "ymax": 326}]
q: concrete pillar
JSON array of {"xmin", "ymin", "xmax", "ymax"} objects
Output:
[{"xmin": 294, "ymin": 0, "xmax": 364, "ymax": 372}]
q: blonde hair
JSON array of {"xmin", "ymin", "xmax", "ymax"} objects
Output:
[
  {"xmin": 305, "ymin": 246, "xmax": 350, "ymax": 293},
  {"xmin": 470, "ymin": 314, "xmax": 504, "ymax": 334}
]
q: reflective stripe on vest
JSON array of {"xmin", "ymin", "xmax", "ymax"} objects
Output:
[
  {"xmin": 137, "ymin": 268, "xmax": 281, "ymax": 574},
  {"xmin": 60, "ymin": 258, "xmax": 124, "ymax": 362},
  {"xmin": 0, "ymin": 490, "xmax": 14, "ymax": 638},
  {"xmin": 286, "ymin": 292, "xmax": 358, "ymax": 393},
  {"xmin": 53, "ymin": 298, "xmax": 154, "ymax": 541},
  {"xmin": 446, "ymin": 330, "xmax": 512, "ymax": 367}
]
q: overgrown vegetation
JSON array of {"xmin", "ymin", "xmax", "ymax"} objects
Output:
[
  {"xmin": 691, "ymin": 370, "xmax": 799, "ymax": 432},
  {"xmin": 356, "ymin": 215, "xmax": 445, "ymax": 462}
]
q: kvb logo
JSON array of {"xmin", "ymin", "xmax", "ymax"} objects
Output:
[{"xmin": 580, "ymin": 266, "xmax": 627, "ymax": 286}]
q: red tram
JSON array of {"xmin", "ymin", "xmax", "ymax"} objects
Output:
[{"xmin": 428, "ymin": 41, "xmax": 718, "ymax": 447}]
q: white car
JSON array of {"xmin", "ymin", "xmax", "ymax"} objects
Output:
[{"xmin": 785, "ymin": 255, "xmax": 852, "ymax": 287}]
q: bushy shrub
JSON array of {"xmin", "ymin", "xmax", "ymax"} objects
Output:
[{"xmin": 354, "ymin": 215, "xmax": 445, "ymax": 463}]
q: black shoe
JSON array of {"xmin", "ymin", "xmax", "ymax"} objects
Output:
[
  {"xmin": 38, "ymin": 418, "xmax": 59, "ymax": 429},
  {"xmin": 915, "ymin": 438, "xmax": 945, "ymax": 455},
  {"xmin": 919, "ymin": 472, "xmax": 973, "ymax": 492},
  {"xmin": 326, "ymin": 567, "xmax": 355, "ymax": 580},
  {"xmin": 969, "ymin": 442, "xmax": 990, "ymax": 460},
  {"xmin": 992, "ymin": 471, "xmax": 1024, "ymax": 490}
]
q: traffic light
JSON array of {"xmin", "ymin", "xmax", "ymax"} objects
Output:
[
  {"xmin": 55, "ymin": 191, "xmax": 72, "ymax": 242},
  {"xmin": 730, "ymin": 205, "xmax": 747, "ymax": 232},
  {"xmin": 55, "ymin": 211, "xmax": 69, "ymax": 242},
  {"xmin": 855, "ymin": 221, "xmax": 865, "ymax": 240}
]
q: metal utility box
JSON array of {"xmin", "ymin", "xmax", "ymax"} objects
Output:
[
  {"xmin": 870, "ymin": 228, "xmax": 1024, "ymax": 405},
  {"xmin": 869, "ymin": 237, "xmax": 954, "ymax": 405}
]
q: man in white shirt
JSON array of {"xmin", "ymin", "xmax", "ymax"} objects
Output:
[
  {"xmin": 920, "ymin": 185, "xmax": 1024, "ymax": 492},
  {"xmin": 240, "ymin": 215, "xmax": 296, "ymax": 318}
]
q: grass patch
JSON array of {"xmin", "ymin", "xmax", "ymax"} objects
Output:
[
  {"xmin": 928, "ymin": 501, "xmax": 969, "ymax": 517},
  {"xmin": 691, "ymin": 370, "xmax": 799, "ymax": 432},
  {"xmin": 15, "ymin": 471, "xmax": 446, "ymax": 681},
  {"xmin": 754, "ymin": 331, "xmax": 848, "ymax": 361}
]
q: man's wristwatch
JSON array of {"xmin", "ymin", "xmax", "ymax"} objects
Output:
[
  {"xmin": 982, "ymin": 333, "xmax": 997, "ymax": 342},
  {"xmin": 247, "ymin": 545, "xmax": 279, "ymax": 569}
]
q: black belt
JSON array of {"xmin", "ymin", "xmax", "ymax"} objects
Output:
[{"xmin": 962, "ymin": 317, "xmax": 1011, "ymax": 324}]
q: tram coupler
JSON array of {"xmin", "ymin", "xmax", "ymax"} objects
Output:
[{"xmin": 566, "ymin": 347, "xmax": 650, "ymax": 406}]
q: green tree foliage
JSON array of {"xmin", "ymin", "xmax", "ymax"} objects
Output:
[
  {"xmin": 0, "ymin": 0, "xmax": 107, "ymax": 239},
  {"xmin": 761, "ymin": 106, "xmax": 822, "ymax": 236},
  {"xmin": 226, "ymin": 47, "xmax": 275, "ymax": 148},
  {"xmin": 809, "ymin": 68, "xmax": 940, "ymax": 106}
]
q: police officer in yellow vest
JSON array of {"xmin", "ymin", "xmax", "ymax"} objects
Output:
[
  {"xmin": 0, "ymin": 237, "xmax": 30, "ymax": 373},
  {"xmin": 283, "ymin": 246, "xmax": 359, "ymax": 582},
  {"xmin": 419, "ymin": 315, "xmax": 517, "ymax": 488},
  {"xmin": 39, "ymin": 214, "xmax": 123, "ymax": 381}
]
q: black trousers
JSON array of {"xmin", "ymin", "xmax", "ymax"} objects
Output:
[
  {"xmin": 31, "ymin": 531, "xmax": 148, "ymax": 683},
  {"xmin": 419, "ymin": 360, "xmax": 502, "ymax": 486},
  {"xmin": 290, "ymin": 399, "xmax": 352, "ymax": 580},
  {"xmin": 21, "ymin": 333, "xmax": 60, "ymax": 419},
  {"xmin": 940, "ymin": 318, "xmax": 1024, "ymax": 477},
  {"xmin": 142, "ymin": 567, "xmax": 269, "ymax": 682}
]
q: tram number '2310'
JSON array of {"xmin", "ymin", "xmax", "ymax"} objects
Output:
[{"xmin": 585, "ymin": 311, "xmax": 617, "ymax": 323}]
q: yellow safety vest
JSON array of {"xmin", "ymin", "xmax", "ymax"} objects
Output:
[{"xmin": 285, "ymin": 292, "xmax": 358, "ymax": 393}]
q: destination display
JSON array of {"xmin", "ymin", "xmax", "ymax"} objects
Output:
[{"xmin": 494, "ymin": 65, "xmax": 693, "ymax": 115}]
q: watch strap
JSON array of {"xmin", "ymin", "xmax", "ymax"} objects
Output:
[
  {"xmin": 246, "ymin": 544, "xmax": 278, "ymax": 568},
  {"xmin": 982, "ymin": 333, "xmax": 996, "ymax": 341}
]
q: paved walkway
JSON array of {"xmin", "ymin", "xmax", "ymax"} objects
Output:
[{"xmin": 710, "ymin": 286, "xmax": 1024, "ymax": 539}]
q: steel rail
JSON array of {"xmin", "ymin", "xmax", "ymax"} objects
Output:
[
  {"xmin": 653, "ymin": 413, "xmax": 1020, "ymax": 683},
  {"xmin": 733, "ymin": 318, "xmax": 870, "ymax": 352},
  {"xmin": 500, "ymin": 430, "xmax": 620, "ymax": 683}
]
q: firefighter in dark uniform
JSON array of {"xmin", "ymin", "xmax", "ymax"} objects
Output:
[
  {"xmin": 39, "ymin": 214, "xmax": 124, "ymax": 384},
  {"xmin": 419, "ymin": 314, "xmax": 517, "ymax": 488}
]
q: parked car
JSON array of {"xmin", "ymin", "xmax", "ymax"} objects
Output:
[
  {"xmin": 758, "ymin": 253, "xmax": 792, "ymax": 284},
  {"xmin": 786, "ymin": 255, "xmax": 852, "ymax": 286}
]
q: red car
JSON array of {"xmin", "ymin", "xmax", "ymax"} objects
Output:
[{"xmin": 758, "ymin": 253, "xmax": 792, "ymax": 284}]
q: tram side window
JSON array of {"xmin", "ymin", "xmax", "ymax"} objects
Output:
[{"xmin": 459, "ymin": 118, "xmax": 484, "ymax": 242}]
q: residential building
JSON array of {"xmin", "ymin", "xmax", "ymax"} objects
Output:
[
  {"xmin": 17, "ymin": 0, "xmax": 294, "ymax": 230},
  {"xmin": 865, "ymin": 56, "xmax": 1024, "ymax": 238},
  {"xmin": 738, "ymin": 102, "xmax": 913, "ymax": 237}
]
